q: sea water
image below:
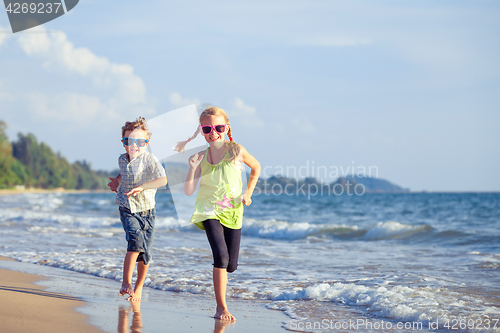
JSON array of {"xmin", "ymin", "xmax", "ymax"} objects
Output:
[{"xmin": 0, "ymin": 192, "xmax": 499, "ymax": 332}]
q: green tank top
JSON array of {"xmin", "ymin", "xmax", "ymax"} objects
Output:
[{"xmin": 190, "ymin": 147, "xmax": 244, "ymax": 230}]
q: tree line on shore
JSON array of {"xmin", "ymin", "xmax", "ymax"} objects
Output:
[{"xmin": 0, "ymin": 121, "xmax": 112, "ymax": 190}]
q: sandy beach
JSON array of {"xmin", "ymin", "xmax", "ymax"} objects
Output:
[
  {"xmin": 0, "ymin": 257, "xmax": 105, "ymax": 333},
  {"xmin": 0, "ymin": 256, "xmax": 287, "ymax": 333}
]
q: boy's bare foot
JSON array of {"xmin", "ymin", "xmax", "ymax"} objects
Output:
[
  {"xmin": 214, "ymin": 307, "xmax": 235, "ymax": 321},
  {"xmin": 119, "ymin": 284, "xmax": 134, "ymax": 297},
  {"xmin": 126, "ymin": 285, "xmax": 143, "ymax": 302}
]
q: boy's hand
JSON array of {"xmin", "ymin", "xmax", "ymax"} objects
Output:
[
  {"xmin": 242, "ymin": 192, "xmax": 252, "ymax": 206},
  {"xmin": 125, "ymin": 187, "xmax": 144, "ymax": 198},
  {"xmin": 108, "ymin": 177, "xmax": 120, "ymax": 192}
]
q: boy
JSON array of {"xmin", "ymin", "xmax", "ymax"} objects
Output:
[{"xmin": 108, "ymin": 117, "xmax": 167, "ymax": 302}]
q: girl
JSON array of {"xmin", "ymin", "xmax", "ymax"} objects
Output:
[{"xmin": 173, "ymin": 106, "xmax": 261, "ymax": 321}]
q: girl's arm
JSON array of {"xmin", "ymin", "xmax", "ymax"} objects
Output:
[
  {"xmin": 184, "ymin": 152, "xmax": 204, "ymax": 196},
  {"xmin": 125, "ymin": 176, "xmax": 168, "ymax": 198},
  {"xmin": 239, "ymin": 144, "xmax": 261, "ymax": 206}
]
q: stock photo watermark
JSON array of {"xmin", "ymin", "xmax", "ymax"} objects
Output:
[
  {"xmin": 289, "ymin": 319, "xmax": 423, "ymax": 331},
  {"xmin": 260, "ymin": 160, "xmax": 379, "ymax": 180},
  {"xmin": 3, "ymin": 0, "xmax": 79, "ymax": 33},
  {"xmin": 288, "ymin": 318, "xmax": 499, "ymax": 331},
  {"xmin": 254, "ymin": 160, "xmax": 379, "ymax": 198}
]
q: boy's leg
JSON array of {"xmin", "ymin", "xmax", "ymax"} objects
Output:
[
  {"xmin": 127, "ymin": 260, "xmax": 149, "ymax": 302},
  {"xmin": 120, "ymin": 207, "xmax": 143, "ymax": 296},
  {"xmin": 121, "ymin": 251, "xmax": 139, "ymax": 296},
  {"xmin": 120, "ymin": 207, "xmax": 154, "ymax": 298},
  {"xmin": 127, "ymin": 208, "xmax": 154, "ymax": 302}
]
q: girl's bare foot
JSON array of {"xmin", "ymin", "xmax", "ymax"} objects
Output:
[
  {"xmin": 119, "ymin": 284, "xmax": 134, "ymax": 297},
  {"xmin": 214, "ymin": 307, "xmax": 235, "ymax": 321},
  {"xmin": 126, "ymin": 285, "xmax": 143, "ymax": 302}
]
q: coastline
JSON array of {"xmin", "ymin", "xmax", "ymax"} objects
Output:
[
  {"xmin": 1, "ymin": 188, "xmax": 498, "ymax": 198},
  {"xmin": 0, "ymin": 256, "xmax": 106, "ymax": 333},
  {"xmin": 0, "ymin": 256, "xmax": 288, "ymax": 333},
  {"xmin": 0, "ymin": 188, "xmax": 107, "ymax": 196}
]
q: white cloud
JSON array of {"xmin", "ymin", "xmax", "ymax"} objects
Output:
[
  {"xmin": 13, "ymin": 26, "xmax": 151, "ymax": 120},
  {"xmin": 24, "ymin": 92, "xmax": 104, "ymax": 123},
  {"xmin": 169, "ymin": 92, "xmax": 201, "ymax": 109},
  {"xmin": 0, "ymin": 26, "xmax": 156, "ymax": 169},
  {"xmin": 230, "ymin": 98, "xmax": 264, "ymax": 127}
]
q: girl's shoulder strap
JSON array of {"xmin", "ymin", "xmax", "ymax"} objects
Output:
[{"xmin": 200, "ymin": 147, "xmax": 210, "ymax": 165}]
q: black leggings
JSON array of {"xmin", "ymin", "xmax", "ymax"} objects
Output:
[{"xmin": 203, "ymin": 219, "xmax": 241, "ymax": 273}]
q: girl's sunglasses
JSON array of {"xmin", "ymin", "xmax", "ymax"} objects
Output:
[
  {"xmin": 122, "ymin": 137, "xmax": 149, "ymax": 147},
  {"xmin": 200, "ymin": 124, "xmax": 227, "ymax": 135}
]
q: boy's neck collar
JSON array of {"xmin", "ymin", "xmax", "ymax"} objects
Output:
[{"xmin": 126, "ymin": 151, "xmax": 146, "ymax": 162}]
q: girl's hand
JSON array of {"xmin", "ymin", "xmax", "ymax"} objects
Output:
[
  {"xmin": 242, "ymin": 192, "xmax": 252, "ymax": 206},
  {"xmin": 108, "ymin": 177, "xmax": 120, "ymax": 193},
  {"xmin": 125, "ymin": 187, "xmax": 144, "ymax": 198},
  {"xmin": 188, "ymin": 153, "xmax": 204, "ymax": 170}
]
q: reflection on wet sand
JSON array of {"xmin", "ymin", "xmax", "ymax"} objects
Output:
[
  {"xmin": 118, "ymin": 302, "xmax": 142, "ymax": 333},
  {"xmin": 214, "ymin": 319, "xmax": 235, "ymax": 333},
  {"xmin": 116, "ymin": 300, "xmax": 237, "ymax": 333}
]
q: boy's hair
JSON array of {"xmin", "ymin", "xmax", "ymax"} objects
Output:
[
  {"xmin": 121, "ymin": 117, "xmax": 152, "ymax": 139},
  {"xmin": 173, "ymin": 106, "xmax": 240, "ymax": 160}
]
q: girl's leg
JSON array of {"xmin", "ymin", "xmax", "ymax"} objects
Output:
[
  {"xmin": 223, "ymin": 227, "xmax": 241, "ymax": 273},
  {"xmin": 121, "ymin": 251, "xmax": 139, "ymax": 296},
  {"xmin": 204, "ymin": 219, "xmax": 236, "ymax": 321},
  {"xmin": 213, "ymin": 267, "xmax": 233, "ymax": 320}
]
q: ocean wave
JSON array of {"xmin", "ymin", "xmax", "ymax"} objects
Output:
[
  {"xmin": 0, "ymin": 208, "xmax": 120, "ymax": 228},
  {"xmin": 242, "ymin": 218, "xmax": 359, "ymax": 240},
  {"xmin": 267, "ymin": 282, "xmax": 500, "ymax": 330},
  {"xmin": 242, "ymin": 218, "xmax": 431, "ymax": 241},
  {"xmin": 363, "ymin": 221, "xmax": 432, "ymax": 240}
]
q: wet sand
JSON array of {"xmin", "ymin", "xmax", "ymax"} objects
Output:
[{"xmin": 0, "ymin": 257, "xmax": 287, "ymax": 333}]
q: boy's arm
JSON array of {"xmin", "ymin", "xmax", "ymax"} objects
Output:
[
  {"xmin": 108, "ymin": 174, "xmax": 122, "ymax": 193},
  {"xmin": 125, "ymin": 176, "xmax": 167, "ymax": 198}
]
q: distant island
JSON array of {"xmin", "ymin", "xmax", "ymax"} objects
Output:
[
  {"xmin": 1, "ymin": 120, "xmax": 409, "ymax": 193},
  {"xmin": 252, "ymin": 175, "xmax": 410, "ymax": 194}
]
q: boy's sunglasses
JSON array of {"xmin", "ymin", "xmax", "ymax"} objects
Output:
[
  {"xmin": 200, "ymin": 124, "xmax": 227, "ymax": 135},
  {"xmin": 122, "ymin": 137, "xmax": 149, "ymax": 147}
]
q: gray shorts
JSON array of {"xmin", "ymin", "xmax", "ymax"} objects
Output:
[{"xmin": 119, "ymin": 206, "xmax": 155, "ymax": 265}]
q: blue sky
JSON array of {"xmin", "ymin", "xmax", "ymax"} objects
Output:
[{"xmin": 0, "ymin": 0, "xmax": 499, "ymax": 191}]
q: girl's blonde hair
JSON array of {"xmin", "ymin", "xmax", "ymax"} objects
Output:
[
  {"xmin": 173, "ymin": 106, "xmax": 240, "ymax": 160},
  {"xmin": 121, "ymin": 117, "xmax": 152, "ymax": 139}
]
